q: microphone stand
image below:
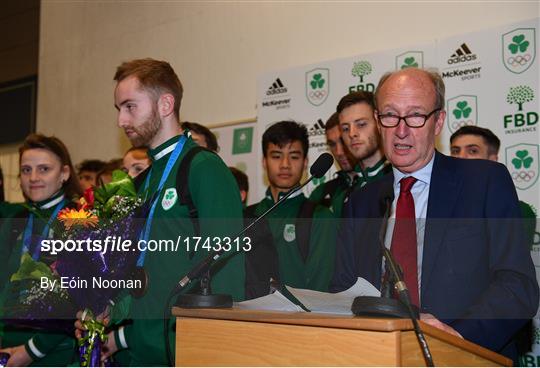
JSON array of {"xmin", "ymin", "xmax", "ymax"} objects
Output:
[{"xmin": 351, "ymin": 197, "xmax": 434, "ymax": 366}]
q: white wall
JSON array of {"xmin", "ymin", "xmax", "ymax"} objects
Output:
[{"xmin": 0, "ymin": 1, "xmax": 515, "ymax": 201}]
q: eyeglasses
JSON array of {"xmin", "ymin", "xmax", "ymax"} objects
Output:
[{"xmin": 377, "ymin": 108, "xmax": 441, "ymax": 128}]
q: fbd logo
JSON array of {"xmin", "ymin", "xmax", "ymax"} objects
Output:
[
  {"xmin": 349, "ymin": 60, "xmax": 375, "ymax": 93},
  {"xmin": 395, "ymin": 51, "xmax": 424, "ymax": 70},
  {"xmin": 306, "ymin": 68, "xmax": 329, "ymax": 106},
  {"xmin": 308, "ymin": 118, "xmax": 325, "ymax": 137},
  {"xmin": 505, "ymin": 144, "xmax": 539, "ymax": 190},
  {"xmin": 502, "ymin": 28, "xmax": 536, "ymax": 74},
  {"xmin": 503, "ymin": 85, "xmax": 538, "ymax": 134},
  {"xmin": 446, "ymin": 95, "xmax": 477, "ymax": 133}
]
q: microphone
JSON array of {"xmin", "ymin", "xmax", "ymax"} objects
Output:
[
  {"xmin": 176, "ymin": 152, "xmax": 334, "ymax": 291},
  {"xmin": 351, "ymin": 187, "xmax": 434, "ymax": 366}
]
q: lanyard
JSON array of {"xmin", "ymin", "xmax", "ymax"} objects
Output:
[
  {"xmin": 22, "ymin": 199, "xmax": 66, "ymax": 260},
  {"xmin": 137, "ymin": 135, "xmax": 187, "ymax": 267}
]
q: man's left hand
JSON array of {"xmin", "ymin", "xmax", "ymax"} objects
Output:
[{"xmin": 420, "ymin": 313, "xmax": 463, "ymax": 338}]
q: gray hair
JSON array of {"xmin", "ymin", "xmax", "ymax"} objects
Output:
[{"xmin": 374, "ymin": 68, "xmax": 445, "ymax": 116}]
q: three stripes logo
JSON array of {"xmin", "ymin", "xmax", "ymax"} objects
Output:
[
  {"xmin": 308, "ymin": 118, "xmax": 326, "ymax": 137},
  {"xmin": 266, "ymin": 78, "xmax": 288, "ymax": 96},
  {"xmin": 447, "ymin": 43, "xmax": 477, "ymax": 64}
]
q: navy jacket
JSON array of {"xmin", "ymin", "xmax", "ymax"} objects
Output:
[{"xmin": 331, "ymin": 151, "xmax": 539, "ymax": 356}]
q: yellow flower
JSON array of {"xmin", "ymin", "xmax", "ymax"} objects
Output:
[{"xmin": 58, "ymin": 208, "xmax": 98, "ymax": 230}]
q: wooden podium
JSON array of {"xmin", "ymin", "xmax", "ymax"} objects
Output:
[{"xmin": 173, "ymin": 308, "xmax": 511, "ymax": 366}]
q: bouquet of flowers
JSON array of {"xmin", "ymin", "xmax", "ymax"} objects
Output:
[{"xmin": 53, "ymin": 170, "xmax": 149, "ymax": 366}]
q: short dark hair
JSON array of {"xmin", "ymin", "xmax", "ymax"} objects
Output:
[
  {"xmin": 229, "ymin": 167, "xmax": 249, "ymax": 192},
  {"xmin": 450, "ymin": 125, "xmax": 501, "ymax": 155},
  {"xmin": 19, "ymin": 134, "xmax": 82, "ymax": 200},
  {"xmin": 336, "ymin": 91, "xmax": 376, "ymax": 115},
  {"xmin": 114, "ymin": 58, "xmax": 183, "ymax": 120},
  {"xmin": 181, "ymin": 122, "xmax": 219, "ymax": 152},
  {"xmin": 77, "ymin": 159, "xmax": 106, "ymax": 174},
  {"xmin": 325, "ymin": 112, "xmax": 340, "ymax": 132},
  {"xmin": 262, "ymin": 120, "xmax": 309, "ymax": 158}
]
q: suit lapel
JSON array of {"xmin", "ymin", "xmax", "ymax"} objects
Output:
[{"xmin": 421, "ymin": 152, "xmax": 463, "ymax": 297}]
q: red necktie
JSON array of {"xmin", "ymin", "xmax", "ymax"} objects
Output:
[{"xmin": 390, "ymin": 176, "xmax": 419, "ymax": 307}]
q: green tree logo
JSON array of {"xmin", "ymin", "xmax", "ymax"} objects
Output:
[
  {"xmin": 351, "ymin": 61, "xmax": 372, "ymax": 83},
  {"xmin": 506, "ymin": 86, "xmax": 534, "ymax": 111},
  {"xmin": 452, "ymin": 101, "xmax": 472, "ymax": 119},
  {"xmin": 508, "ymin": 34, "xmax": 530, "ymax": 54},
  {"xmin": 511, "ymin": 150, "xmax": 534, "ymax": 169},
  {"xmin": 401, "ymin": 57, "xmax": 418, "ymax": 69},
  {"xmin": 534, "ymin": 327, "xmax": 540, "ymax": 345},
  {"xmin": 310, "ymin": 73, "xmax": 325, "ymax": 90}
]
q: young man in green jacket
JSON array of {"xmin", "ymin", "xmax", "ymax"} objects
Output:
[
  {"xmin": 102, "ymin": 58, "xmax": 245, "ymax": 366},
  {"xmin": 309, "ymin": 112, "xmax": 357, "ymax": 217},
  {"xmin": 338, "ymin": 91, "xmax": 392, "ymax": 197},
  {"xmin": 245, "ymin": 121, "xmax": 336, "ymax": 298}
]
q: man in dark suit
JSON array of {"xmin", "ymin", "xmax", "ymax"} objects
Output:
[{"xmin": 330, "ymin": 67, "xmax": 538, "ymax": 360}]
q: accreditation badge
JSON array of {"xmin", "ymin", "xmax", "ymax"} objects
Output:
[
  {"xmin": 161, "ymin": 188, "xmax": 178, "ymax": 210},
  {"xmin": 283, "ymin": 224, "xmax": 296, "ymax": 242}
]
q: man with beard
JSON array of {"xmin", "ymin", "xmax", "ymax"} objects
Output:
[
  {"xmin": 244, "ymin": 121, "xmax": 336, "ymax": 298},
  {"xmin": 309, "ymin": 112, "xmax": 357, "ymax": 217},
  {"xmin": 338, "ymin": 91, "xmax": 392, "ymax": 192},
  {"xmin": 98, "ymin": 58, "xmax": 245, "ymax": 365}
]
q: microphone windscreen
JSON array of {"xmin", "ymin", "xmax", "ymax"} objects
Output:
[{"xmin": 310, "ymin": 152, "xmax": 334, "ymax": 178}]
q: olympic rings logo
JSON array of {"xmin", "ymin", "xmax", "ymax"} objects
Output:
[
  {"xmin": 451, "ymin": 120, "xmax": 474, "ymax": 130},
  {"xmin": 512, "ymin": 170, "xmax": 536, "ymax": 182},
  {"xmin": 309, "ymin": 90, "xmax": 327, "ymax": 100},
  {"xmin": 507, "ymin": 54, "xmax": 532, "ymax": 66}
]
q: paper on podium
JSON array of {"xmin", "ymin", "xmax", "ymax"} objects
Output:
[
  {"xmin": 234, "ymin": 290, "xmax": 305, "ymax": 312},
  {"xmin": 286, "ymin": 278, "xmax": 381, "ymax": 315}
]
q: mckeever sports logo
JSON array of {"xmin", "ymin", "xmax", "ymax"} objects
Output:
[
  {"xmin": 442, "ymin": 42, "xmax": 481, "ymax": 81},
  {"xmin": 502, "ymin": 28, "xmax": 536, "ymax": 74},
  {"xmin": 446, "ymin": 95, "xmax": 478, "ymax": 133},
  {"xmin": 306, "ymin": 68, "xmax": 329, "ymax": 106},
  {"xmin": 262, "ymin": 77, "xmax": 290, "ymax": 110},
  {"xmin": 505, "ymin": 143, "xmax": 539, "ymax": 190},
  {"xmin": 395, "ymin": 51, "xmax": 424, "ymax": 70},
  {"xmin": 503, "ymin": 85, "xmax": 538, "ymax": 135},
  {"xmin": 349, "ymin": 60, "xmax": 375, "ymax": 93}
]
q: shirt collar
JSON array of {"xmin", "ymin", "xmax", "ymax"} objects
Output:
[
  {"xmin": 265, "ymin": 186, "xmax": 304, "ymax": 204},
  {"xmin": 148, "ymin": 132, "xmax": 191, "ymax": 162},
  {"xmin": 355, "ymin": 157, "xmax": 390, "ymax": 178},
  {"xmin": 35, "ymin": 191, "xmax": 65, "ymax": 210},
  {"xmin": 392, "ymin": 152, "xmax": 435, "ymax": 188}
]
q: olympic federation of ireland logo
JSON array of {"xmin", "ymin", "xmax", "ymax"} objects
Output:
[
  {"xmin": 162, "ymin": 188, "xmax": 178, "ymax": 210},
  {"xmin": 395, "ymin": 51, "xmax": 424, "ymax": 70},
  {"xmin": 446, "ymin": 95, "xmax": 477, "ymax": 133},
  {"xmin": 283, "ymin": 224, "xmax": 296, "ymax": 242},
  {"xmin": 502, "ymin": 28, "xmax": 536, "ymax": 74},
  {"xmin": 306, "ymin": 68, "xmax": 329, "ymax": 106},
  {"xmin": 505, "ymin": 144, "xmax": 539, "ymax": 190}
]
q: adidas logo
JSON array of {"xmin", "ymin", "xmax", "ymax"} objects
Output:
[
  {"xmin": 308, "ymin": 119, "xmax": 326, "ymax": 137},
  {"xmin": 447, "ymin": 43, "xmax": 477, "ymax": 64},
  {"xmin": 266, "ymin": 78, "xmax": 288, "ymax": 96}
]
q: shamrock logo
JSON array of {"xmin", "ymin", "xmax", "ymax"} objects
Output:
[
  {"xmin": 401, "ymin": 57, "xmax": 418, "ymax": 69},
  {"xmin": 508, "ymin": 34, "xmax": 529, "ymax": 54},
  {"xmin": 312, "ymin": 176, "xmax": 326, "ymax": 186},
  {"xmin": 310, "ymin": 73, "xmax": 325, "ymax": 89},
  {"xmin": 452, "ymin": 101, "xmax": 472, "ymax": 119},
  {"xmin": 165, "ymin": 191, "xmax": 175, "ymax": 200},
  {"xmin": 534, "ymin": 327, "xmax": 540, "ymax": 345},
  {"xmin": 511, "ymin": 150, "xmax": 534, "ymax": 169}
]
